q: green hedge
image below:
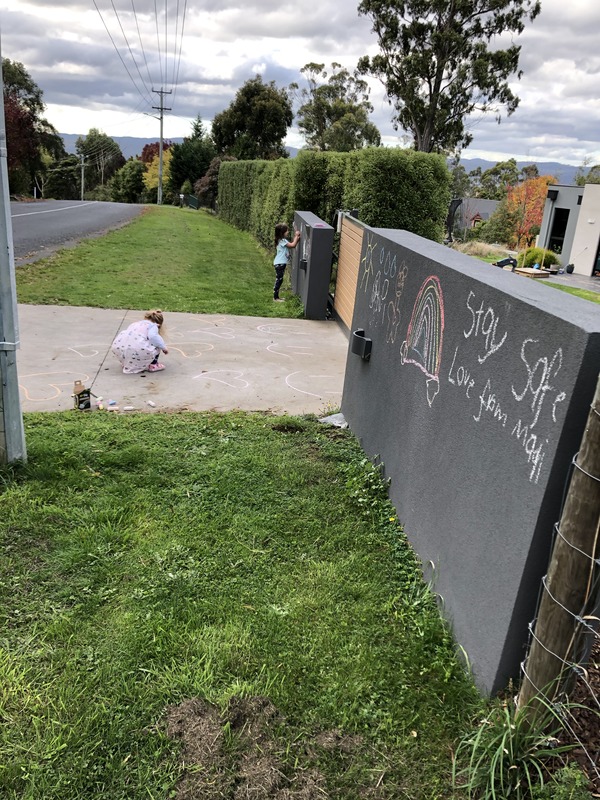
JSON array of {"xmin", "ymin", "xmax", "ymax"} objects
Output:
[
  {"xmin": 517, "ymin": 247, "xmax": 560, "ymax": 269},
  {"xmin": 218, "ymin": 149, "xmax": 451, "ymax": 249}
]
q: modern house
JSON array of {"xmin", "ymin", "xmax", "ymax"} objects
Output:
[{"xmin": 538, "ymin": 183, "xmax": 600, "ymax": 275}]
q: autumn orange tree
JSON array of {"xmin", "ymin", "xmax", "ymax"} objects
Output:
[{"xmin": 506, "ymin": 175, "xmax": 556, "ymax": 249}]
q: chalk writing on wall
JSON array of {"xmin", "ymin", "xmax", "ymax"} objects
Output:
[
  {"xmin": 448, "ymin": 291, "xmax": 568, "ymax": 483},
  {"xmin": 400, "ymin": 276, "xmax": 445, "ymax": 406},
  {"xmin": 357, "ymin": 235, "xmax": 571, "ymax": 484}
]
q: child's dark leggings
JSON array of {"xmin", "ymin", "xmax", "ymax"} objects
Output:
[{"xmin": 273, "ymin": 264, "xmax": 286, "ymax": 298}]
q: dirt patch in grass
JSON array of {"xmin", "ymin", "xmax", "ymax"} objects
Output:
[
  {"xmin": 271, "ymin": 422, "xmax": 307, "ymax": 434},
  {"xmin": 166, "ymin": 696, "xmax": 384, "ymax": 799}
]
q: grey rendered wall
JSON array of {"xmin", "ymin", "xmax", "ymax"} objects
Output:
[
  {"xmin": 290, "ymin": 212, "xmax": 334, "ymax": 320},
  {"xmin": 341, "ymin": 226, "xmax": 600, "ymax": 694}
]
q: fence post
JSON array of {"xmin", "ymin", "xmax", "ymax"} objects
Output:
[{"xmin": 518, "ymin": 375, "xmax": 600, "ymax": 713}]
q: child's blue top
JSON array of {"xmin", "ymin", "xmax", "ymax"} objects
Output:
[{"xmin": 274, "ymin": 238, "xmax": 290, "ymax": 265}]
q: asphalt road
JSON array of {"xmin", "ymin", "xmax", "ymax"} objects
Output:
[{"xmin": 10, "ymin": 199, "xmax": 146, "ymax": 265}]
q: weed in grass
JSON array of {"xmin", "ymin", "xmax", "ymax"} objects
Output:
[{"xmin": 530, "ymin": 764, "xmax": 594, "ymax": 799}]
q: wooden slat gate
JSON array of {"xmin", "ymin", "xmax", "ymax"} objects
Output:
[{"xmin": 332, "ymin": 215, "xmax": 365, "ymax": 332}]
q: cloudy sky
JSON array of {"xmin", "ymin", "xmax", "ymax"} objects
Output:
[{"xmin": 1, "ymin": 0, "xmax": 599, "ymax": 166}]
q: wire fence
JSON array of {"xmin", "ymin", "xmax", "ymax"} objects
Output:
[{"xmin": 519, "ymin": 419, "xmax": 600, "ymax": 790}]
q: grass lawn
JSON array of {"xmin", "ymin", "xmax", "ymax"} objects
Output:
[
  {"xmin": 545, "ymin": 282, "xmax": 600, "ymax": 304},
  {"xmin": 0, "ymin": 412, "xmax": 481, "ymax": 799},
  {"xmin": 15, "ymin": 206, "xmax": 303, "ymax": 318},
  {"xmin": 6, "ymin": 208, "xmax": 593, "ymax": 798}
]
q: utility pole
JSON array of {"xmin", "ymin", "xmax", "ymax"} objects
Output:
[
  {"xmin": 0, "ymin": 51, "xmax": 27, "ymax": 464},
  {"xmin": 80, "ymin": 154, "xmax": 85, "ymax": 201},
  {"xmin": 518, "ymin": 375, "xmax": 600, "ymax": 715},
  {"xmin": 152, "ymin": 88, "xmax": 171, "ymax": 205}
]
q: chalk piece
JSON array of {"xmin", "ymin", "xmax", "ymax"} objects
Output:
[
  {"xmin": 147, "ymin": 400, "xmax": 156, "ymax": 407},
  {"xmin": 123, "ymin": 405, "xmax": 135, "ymax": 411},
  {"xmin": 108, "ymin": 399, "xmax": 116, "ymax": 406},
  {"xmin": 108, "ymin": 406, "xmax": 119, "ymax": 412}
]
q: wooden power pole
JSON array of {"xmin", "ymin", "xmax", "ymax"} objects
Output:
[
  {"xmin": 152, "ymin": 88, "xmax": 171, "ymax": 206},
  {"xmin": 518, "ymin": 375, "xmax": 600, "ymax": 713}
]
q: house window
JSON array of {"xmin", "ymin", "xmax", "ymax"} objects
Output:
[
  {"xmin": 548, "ymin": 208, "xmax": 570, "ymax": 254},
  {"xmin": 593, "ymin": 238, "xmax": 600, "ymax": 277}
]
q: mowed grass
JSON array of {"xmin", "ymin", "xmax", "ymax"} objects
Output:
[
  {"xmin": 1, "ymin": 412, "xmax": 481, "ymax": 800},
  {"xmin": 15, "ymin": 206, "xmax": 302, "ymax": 317},
  {"xmin": 545, "ymin": 282, "xmax": 600, "ymax": 304}
]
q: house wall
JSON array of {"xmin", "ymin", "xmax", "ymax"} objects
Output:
[
  {"xmin": 538, "ymin": 185, "xmax": 582, "ymax": 267},
  {"xmin": 341, "ymin": 225, "xmax": 600, "ymax": 694},
  {"xmin": 569, "ymin": 184, "xmax": 600, "ymax": 276}
]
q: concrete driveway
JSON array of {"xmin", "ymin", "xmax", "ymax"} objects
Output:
[{"xmin": 16, "ymin": 305, "xmax": 349, "ymax": 415}]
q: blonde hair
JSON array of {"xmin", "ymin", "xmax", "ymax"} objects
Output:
[{"xmin": 145, "ymin": 309, "xmax": 164, "ymax": 328}]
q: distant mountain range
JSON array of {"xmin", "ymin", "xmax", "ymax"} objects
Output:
[
  {"xmin": 457, "ymin": 157, "xmax": 579, "ymax": 186},
  {"xmin": 60, "ymin": 133, "xmax": 184, "ymax": 159},
  {"xmin": 60, "ymin": 134, "xmax": 579, "ymax": 184}
]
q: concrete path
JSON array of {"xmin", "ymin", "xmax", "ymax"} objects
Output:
[
  {"xmin": 543, "ymin": 271, "xmax": 600, "ymax": 293},
  {"xmin": 16, "ymin": 306, "xmax": 349, "ymax": 415}
]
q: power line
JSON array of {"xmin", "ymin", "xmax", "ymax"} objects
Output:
[
  {"xmin": 131, "ymin": 0, "xmax": 153, "ymax": 88},
  {"xmin": 154, "ymin": 0, "xmax": 163, "ymax": 88},
  {"xmin": 171, "ymin": 0, "xmax": 189, "ymax": 106},
  {"xmin": 109, "ymin": 0, "xmax": 153, "ymax": 101},
  {"xmin": 171, "ymin": 0, "xmax": 180, "ymax": 89},
  {"xmin": 92, "ymin": 0, "xmax": 190, "ymax": 127},
  {"xmin": 92, "ymin": 0, "xmax": 152, "ymax": 107},
  {"xmin": 164, "ymin": 0, "xmax": 168, "ymax": 89}
]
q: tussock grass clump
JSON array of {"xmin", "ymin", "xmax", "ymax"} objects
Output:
[{"xmin": 451, "ymin": 241, "xmax": 509, "ymax": 259}]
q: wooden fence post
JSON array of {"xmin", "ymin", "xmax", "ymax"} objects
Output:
[{"xmin": 518, "ymin": 375, "xmax": 600, "ymax": 713}]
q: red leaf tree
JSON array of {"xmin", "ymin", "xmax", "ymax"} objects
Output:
[{"xmin": 506, "ymin": 175, "xmax": 556, "ymax": 249}]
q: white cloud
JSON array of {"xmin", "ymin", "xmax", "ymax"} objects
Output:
[{"xmin": 0, "ymin": 0, "xmax": 598, "ymax": 165}]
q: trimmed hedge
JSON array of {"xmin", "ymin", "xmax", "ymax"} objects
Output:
[{"xmin": 218, "ymin": 148, "xmax": 451, "ymax": 249}]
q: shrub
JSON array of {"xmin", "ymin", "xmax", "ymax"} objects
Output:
[
  {"xmin": 466, "ymin": 224, "xmax": 486, "ymax": 242},
  {"xmin": 346, "ymin": 148, "xmax": 450, "ymax": 240},
  {"xmin": 218, "ymin": 149, "xmax": 451, "ymax": 248},
  {"xmin": 84, "ymin": 185, "xmax": 112, "ymax": 201},
  {"xmin": 517, "ymin": 247, "xmax": 560, "ymax": 269}
]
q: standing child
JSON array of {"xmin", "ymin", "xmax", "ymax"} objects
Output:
[{"xmin": 273, "ymin": 223, "xmax": 300, "ymax": 302}]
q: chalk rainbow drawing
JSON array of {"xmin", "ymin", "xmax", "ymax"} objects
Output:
[{"xmin": 400, "ymin": 275, "xmax": 445, "ymax": 406}]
